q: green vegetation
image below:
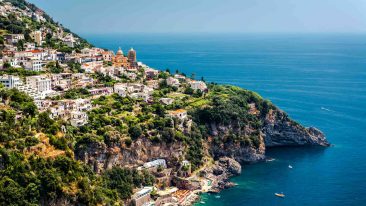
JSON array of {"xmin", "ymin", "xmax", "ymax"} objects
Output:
[
  {"xmin": 191, "ymin": 85, "xmax": 275, "ymax": 148},
  {"xmin": 93, "ymin": 72, "xmax": 117, "ymax": 87},
  {"xmin": 0, "ymin": 0, "xmax": 92, "ymax": 51},
  {"xmin": 46, "ymin": 61, "xmax": 63, "ymax": 74},
  {"xmin": 0, "ymin": 86, "xmax": 156, "ymax": 205},
  {"xmin": 0, "ymin": 67, "xmax": 44, "ymax": 77},
  {"xmin": 68, "ymin": 62, "xmax": 84, "ymax": 73},
  {"xmin": 63, "ymin": 88, "xmax": 90, "ymax": 99},
  {"xmin": 0, "ymin": 1, "xmax": 285, "ymax": 204}
]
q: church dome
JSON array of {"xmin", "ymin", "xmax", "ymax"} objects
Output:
[{"xmin": 117, "ymin": 47, "xmax": 123, "ymax": 55}]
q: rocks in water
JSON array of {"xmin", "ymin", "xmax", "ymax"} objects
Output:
[
  {"xmin": 203, "ymin": 157, "xmax": 242, "ymax": 192},
  {"xmin": 218, "ymin": 157, "xmax": 242, "ymax": 175}
]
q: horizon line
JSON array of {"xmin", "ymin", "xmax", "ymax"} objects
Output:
[{"xmin": 78, "ymin": 31, "xmax": 366, "ymax": 36}]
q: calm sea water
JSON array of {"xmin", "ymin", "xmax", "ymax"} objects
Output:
[{"xmin": 84, "ymin": 33, "xmax": 366, "ymax": 206}]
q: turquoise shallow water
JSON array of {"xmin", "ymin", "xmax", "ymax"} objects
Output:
[{"xmin": 84, "ymin": 33, "xmax": 366, "ymax": 206}]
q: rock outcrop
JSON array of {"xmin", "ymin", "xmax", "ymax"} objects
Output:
[
  {"xmin": 263, "ymin": 109, "xmax": 330, "ymax": 147},
  {"xmin": 203, "ymin": 157, "xmax": 242, "ymax": 191},
  {"xmin": 76, "ymin": 100, "xmax": 329, "ymax": 175},
  {"xmin": 75, "ymin": 137, "xmax": 185, "ymax": 173},
  {"xmin": 206, "ymin": 107, "xmax": 329, "ymax": 165}
]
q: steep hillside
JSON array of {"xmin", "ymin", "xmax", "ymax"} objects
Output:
[
  {"xmin": 0, "ymin": 0, "xmax": 91, "ymax": 52},
  {"xmin": 0, "ymin": 1, "xmax": 329, "ymax": 205}
]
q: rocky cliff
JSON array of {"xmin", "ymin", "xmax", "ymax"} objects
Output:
[
  {"xmin": 263, "ymin": 109, "xmax": 329, "ymax": 147},
  {"xmin": 76, "ymin": 86, "xmax": 330, "ymax": 172},
  {"xmin": 75, "ymin": 137, "xmax": 186, "ymax": 173},
  {"xmin": 204, "ymin": 107, "xmax": 329, "ymax": 164},
  {"xmin": 76, "ymin": 106, "xmax": 329, "ymax": 173}
]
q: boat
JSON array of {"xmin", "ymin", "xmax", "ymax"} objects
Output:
[
  {"xmin": 275, "ymin": 193, "xmax": 285, "ymax": 198},
  {"xmin": 215, "ymin": 195, "xmax": 221, "ymax": 199},
  {"xmin": 288, "ymin": 165, "xmax": 293, "ymax": 169},
  {"xmin": 200, "ymin": 201, "xmax": 206, "ymax": 204}
]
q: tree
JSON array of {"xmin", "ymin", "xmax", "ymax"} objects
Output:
[
  {"xmin": 184, "ymin": 87, "xmax": 194, "ymax": 95},
  {"xmin": 21, "ymin": 102, "xmax": 37, "ymax": 117},
  {"xmin": 16, "ymin": 39, "xmax": 24, "ymax": 51},
  {"xmin": 3, "ymin": 62, "xmax": 11, "ymax": 69},
  {"xmin": 37, "ymin": 112, "xmax": 54, "ymax": 130},
  {"xmin": 0, "ymin": 177, "xmax": 26, "ymax": 205},
  {"xmin": 103, "ymin": 168, "xmax": 134, "ymax": 200},
  {"xmin": 128, "ymin": 125, "xmax": 142, "ymax": 140},
  {"xmin": 161, "ymin": 128, "xmax": 175, "ymax": 143}
]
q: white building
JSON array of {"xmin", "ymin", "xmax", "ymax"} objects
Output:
[
  {"xmin": 88, "ymin": 87, "xmax": 113, "ymax": 96},
  {"xmin": 3, "ymin": 57, "xmax": 19, "ymax": 67},
  {"xmin": 4, "ymin": 34, "xmax": 24, "ymax": 44},
  {"xmin": 51, "ymin": 73, "xmax": 72, "ymax": 90},
  {"xmin": 167, "ymin": 109, "xmax": 188, "ymax": 120},
  {"xmin": 14, "ymin": 51, "xmax": 33, "ymax": 59},
  {"xmin": 26, "ymin": 75, "xmax": 52, "ymax": 93},
  {"xmin": 130, "ymin": 92, "xmax": 150, "ymax": 102},
  {"xmin": 174, "ymin": 74, "xmax": 186, "ymax": 81},
  {"xmin": 24, "ymin": 58, "xmax": 43, "ymax": 71},
  {"xmin": 166, "ymin": 77, "xmax": 180, "ymax": 87},
  {"xmin": 189, "ymin": 80, "xmax": 207, "ymax": 92},
  {"xmin": 102, "ymin": 51, "xmax": 114, "ymax": 62},
  {"xmin": 70, "ymin": 111, "xmax": 88, "ymax": 127},
  {"xmin": 114, "ymin": 83, "xmax": 152, "ymax": 101},
  {"xmin": 0, "ymin": 75, "xmax": 22, "ymax": 88},
  {"xmin": 159, "ymin": 98, "xmax": 174, "ymax": 105},
  {"xmin": 132, "ymin": 187, "xmax": 154, "ymax": 206},
  {"xmin": 30, "ymin": 50, "xmax": 47, "ymax": 60},
  {"xmin": 114, "ymin": 83, "xmax": 128, "ymax": 97},
  {"xmin": 16, "ymin": 84, "xmax": 43, "ymax": 99},
  {"xmin": 143, "ymin": 159, "xmax": 167, "ymax": 169},
  {"xmin": 81, "ymin": 61, "xmax": 103, "ymax": 73},
  {"xmin": 144, "ymin": 68, "xmax": 159, "ymax": 79},
  {"xmin": 63, "ymin": 33, "xmax": 76, "ymax": 47},
  {"xmin": 24, "ymin": 42, "xmax": 36, "ymax": 50}
]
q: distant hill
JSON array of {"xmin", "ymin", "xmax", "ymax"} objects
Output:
[{"xmin": 0, "ymin": 0, "xmax": 91, "ymax": 53}]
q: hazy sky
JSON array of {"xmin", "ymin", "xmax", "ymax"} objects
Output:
[{"xmin": 28, "ymin": 0, "xmax": 366, "ymax": 34}]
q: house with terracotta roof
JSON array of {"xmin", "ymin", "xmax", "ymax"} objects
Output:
[
  {"xmin": 167, "ymin": 109, "xmax": 187, "ymax": 120},
  {"xmin": 102, "ymin": 50, "xmax": 114, "ymax": 62}
]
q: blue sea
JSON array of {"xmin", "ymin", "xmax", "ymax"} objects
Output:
[{"xmin": 84, "ymin": 33, "xmax": 366, "ymax": 206}]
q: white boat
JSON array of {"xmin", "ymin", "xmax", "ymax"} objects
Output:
[
  {"xmin": 275, "ymin": 193, "xmax": 285, "ymax": 198},
  {"xmin": 288, "ymin": 165, "xmax": 293, "ymax": 169}
]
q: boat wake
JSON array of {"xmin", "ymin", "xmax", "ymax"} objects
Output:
[{"xmin": 321, "ymin": 107, "xmax": 333, "ymax": 112}]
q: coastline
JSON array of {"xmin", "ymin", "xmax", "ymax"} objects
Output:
[
  {"xmin": 0, "ymin": 1, "xmax": 337, "ymax": 205},
  {"xmin": 168, "ymin": 157, "xmax": 242, "ymax": 206}
]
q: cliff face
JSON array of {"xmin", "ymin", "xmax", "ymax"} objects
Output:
[
  {"xmin": 263, "ymin": 109, "xmax": 329, "ymax": 147},
  {"xmin": 76, "ymin": 107, "xmax": 329, "ymax": 170},
  {"xmin": 208, "ymin": 122, "xmax": 265, "ymax": 162},
  {"xmin": 75, "ymin": 138, "xmax": 186, "ymax": 173},
  {"xmin": 205, "ymin": 108, "xmax": 329, "ymax": 164}
]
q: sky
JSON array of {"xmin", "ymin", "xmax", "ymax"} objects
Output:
[{"xmin": 28, "ymin": 0, "xmax": 366, "ymax": 34}]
